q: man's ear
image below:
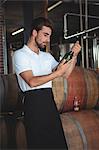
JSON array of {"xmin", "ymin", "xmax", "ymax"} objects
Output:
[{"xmin": 32, "ymin": 29, "xmax": 37, "ymax": 37}]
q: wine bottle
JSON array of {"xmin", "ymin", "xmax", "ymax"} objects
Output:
[
  {"xmin": 60, "ymin": 51, "xmax": 74, "ymax": 63},
  {"xmin": 54, "ymin": 51, "xmax": 74, "ymax": 70}
]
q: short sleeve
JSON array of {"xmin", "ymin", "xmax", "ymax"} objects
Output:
[{"xmin": 13, "ymin": 50, "xmax": 32, "ymax": 75}]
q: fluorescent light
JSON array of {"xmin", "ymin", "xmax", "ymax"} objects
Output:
[
  {"xmin": 48, "ymin": 0, "xmax": 63, "ymax": 12},
  {"xmin": 12, "ymin": 28, "xmax": 24, "ymax": 36},
  {"xmin": 11, "ymin": 1, "xmax": 63, "ymax": 35}
]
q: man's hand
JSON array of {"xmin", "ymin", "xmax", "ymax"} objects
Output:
[
  {"xmin": 56, "ymin": 41, "xmax": 81, "ymax": 79},
  {"xmin": 53, "ymin": 41, "xmax": 81, "ymax": 79},
  {"xmin": 55, "ymin": 59, "xmax": 73, "ymax": 77},
  {"xmin": 71, "ymin": 41, "xmax": 81, "ymax": 56}
]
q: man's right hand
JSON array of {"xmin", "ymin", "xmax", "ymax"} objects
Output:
[{"xmin": 55, "ymin": 59, "xmax": 73, "ymax": 77}]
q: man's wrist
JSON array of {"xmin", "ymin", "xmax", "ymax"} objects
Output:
[{"xmin": 73, "ymin": 55, "xmax": 77, "ymax": 58}]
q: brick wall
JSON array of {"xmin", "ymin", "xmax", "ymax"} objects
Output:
[{"xmin": 0, "ymin": 4, "xmax": 4, "ymax": 74}]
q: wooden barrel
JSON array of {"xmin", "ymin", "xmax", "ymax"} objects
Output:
[
  {"xmin": 0, "ymin": 76, "xmax": 5, "ymax": 111},
  {"xmin": 60, "ymin": 110, "xmax": 99, "ymax": 150},
  {"xmin": 52, "ymin": 66, "xmax": 99, "ymax": 112},
  {"xmin": 85, "ymin": 69, "xmax": 99, "ymax": 108},
  {"xmin": 15, "ymin": 117, "xmax": 27, "ymax": 149},
  {"xmin": 0, "ymin": 74, "xmax": 23, "ymax": 112},
  {"xmin": 0, "ymin": 117, "xmax": 8, "ymax": 149},
  {"xmin": 52, "ymin": 76, "xmax": 67, "ymax": 111},
  {"xmin": 0, "ymin": 115, "xmax": 16, "ymax": 149},
  {"xmin": 0, "ymin": 115, "xmax": 27, "ymax": 149}
]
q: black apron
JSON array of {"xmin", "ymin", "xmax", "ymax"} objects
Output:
[{"xmin": 24, "ymin": 88, "xmax": 68, "ymax": 149}]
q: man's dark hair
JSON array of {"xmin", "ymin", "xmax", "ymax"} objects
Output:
[{"xmin": 30, "ymin": 17, "xmax": 53, "ymax": 36}]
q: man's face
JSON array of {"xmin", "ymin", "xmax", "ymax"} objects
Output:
[{"xmin": 35, "ymin": 26, "xmax": 52, "ymax": 49}]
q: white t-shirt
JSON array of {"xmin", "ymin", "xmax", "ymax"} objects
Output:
[{"xmin": 13, "ymin": 45, "xmax": 58, "ymax": 92}]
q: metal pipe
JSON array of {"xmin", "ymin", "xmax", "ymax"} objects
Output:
[
  {"xmin": 64, "ymin": 14, "xmax": 68, "ymax": 38},
  {"xmin": 79, "ymin": 0, "xmax": 84, "ymax": 67},
  {"xmin": 64, "ymin": 26, "xmax": 99, "ymax": 40},
  {"xmin": 85, "ymin": 0, "xmax": 89, "ymax": 68},
  {"xmin": 65, "ymin": 12, "xmax": 99, "ymax": 19}
]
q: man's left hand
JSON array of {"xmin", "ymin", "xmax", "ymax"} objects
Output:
[{"xmin": 71, "ymin": 41, "xmax": 81, "ymax": 56}]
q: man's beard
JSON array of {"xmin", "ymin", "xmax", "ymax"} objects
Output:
[{"xmin": 35, "ymin": 38, "xmax": 46, "ymax": 50}]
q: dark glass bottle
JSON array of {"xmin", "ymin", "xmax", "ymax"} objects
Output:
[
  {"xmin": 60, "ymin": 51, "xmax": 74, "ymax": 63},
  {"xmin": 54, "ymin": 51, "xmax": 74, "ymax": 70}
]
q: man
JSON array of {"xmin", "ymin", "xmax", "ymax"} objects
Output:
[{"xmin": 13, "ymin": 17, "xmax": 81, "ymax": 149}]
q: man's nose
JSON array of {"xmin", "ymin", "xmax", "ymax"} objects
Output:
[{"xmin": 47, "ymin": 37, "xmax": 50, "ymax": 43}]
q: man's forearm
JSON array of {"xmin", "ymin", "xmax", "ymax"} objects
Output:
[
  {"xmin": 28, "ymin": 71, "xmax": 59, "ymax": 87},
  {"xmin": 63, "ymin": 56, "xmax": 77, "ymax": 79}
]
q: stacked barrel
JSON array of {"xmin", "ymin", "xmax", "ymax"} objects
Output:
[
  {"xmin": 60, "ymin": 110, "xmax": 99, "ymax": 150},
  {"xmin": 53, "ymin": 66, "xmax": 99, "ymax": 150},
  {"xmin": 0, "ymin": 74, "xmax": 27, "ymax": 149},
  {"xmin": 0, "ymin": 66, "xmax": 99, "ymax": 149},
  {"xmin": 52, "ymin": 66, "xmax": 99, "ymax": 112}
]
